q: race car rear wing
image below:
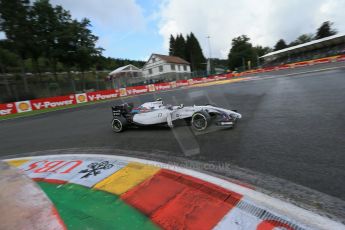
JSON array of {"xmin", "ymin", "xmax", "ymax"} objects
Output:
[{"xmin": 111, "ymin": 103, "xmax": 134, "ymax": 117}]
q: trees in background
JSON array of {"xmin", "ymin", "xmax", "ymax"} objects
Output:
[
  {"xmin": 0, "ymin": 0, "xmax": 134, "ymax": 76},
  {"xmin": 274, "ymin": 39, "xmax": 288, "ymax": 51},
  {"xmin": 289, "ymin": 34, "xmax": 314, "ymax": 46},
  {"xmin": 0, "ymin": 1, "xmax": 341, "ymax": 77},
  {"xmin": 185, "ymin": 33, "xmax": 206, "ymax": 71},
  {"xmin": 227, "ymin": 36, "xmax": 271, "ymax": 70},
  {"xmin": 273, "ymin": 21, "xmax": 338, "ymax": 50},
  {"xmin": 172, "ymin": 34, "xmax": 186, "ymax": 60},
  {"xmin": 315, "ymin": 21, "xmax": 337, "ymax": 39},
  {"xmin": 169, "ymin": 33, "xmax": 205, "ymax": 71},
  {"xmin": 168, "ymin": 35, "xmax": 175, "ymax": 56},
  {"xmin": 0, "ymin": 0, "xmax": 32, "ymax": 91}
]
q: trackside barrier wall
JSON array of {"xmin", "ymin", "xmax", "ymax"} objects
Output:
[
  {"xmin": 1, "ymin": 54, "xmax": 345, "ymax": 117},
  {"xmin": 0, "ymin": 73, "xmax": 233, "ymax": 116}
]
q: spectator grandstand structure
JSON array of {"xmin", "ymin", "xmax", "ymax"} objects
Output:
[{"xmin": 261, "ymin": 34, "xmax": 345, "ymax": 66}]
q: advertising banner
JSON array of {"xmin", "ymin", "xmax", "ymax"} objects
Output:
[
  {"xmin": 293, "ymin": 61, "xmax": 309, "ymax": 67},
  {"xmin": 176, "ymin": 80, "xmax": 189, "ymax": 87},
  {"xmin": 126, "ymin": 85, "xmax": 149, "ymax": 96},
  {"xmin": 335, "ymin": 55, "xmax": 345, "ymax": 62},
  {"xmin": 31, "ymin": 95, "xmax": 76, "ymax": 110},
  {"xmin": 87, "ymin": 89, "xmax": 119, "ymax": 102},
  {"xmin": 154, "ymin": 82, "xmax": 171, "ymax": 91},
  {"xmin": 191, "ymin": 78, "xmax": 204, "ymax": 84},
  {"xmin": 312, "ymin": 58, "xmax": 331, "ymax": 64},
  {"xmin": 0, "ymin": 103, "xmax": 16, "ymax": 116}
]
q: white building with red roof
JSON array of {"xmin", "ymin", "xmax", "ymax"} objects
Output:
[{"xmin": 142, "ymin": 54, "xmax": 191, "ymax": 80}]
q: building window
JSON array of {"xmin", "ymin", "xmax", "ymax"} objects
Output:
[
  {"xmin": 171, "ymin": 64, "xmax": 175, "ymax": 71},
  {"xmin": 159, "ymin": 66, "xmax": 163, "ymax": 72},
  {"xmin": 178, "ymin": 65, "xmax": 181, "ymax": 71},
  {"xmin": 183, "ymin": 65, "xmax": 187, "ymax": 71},
  {"xmin": 152, "ymin": 57, "xmax": 156, "ymax": 63},
  {"xmin": 148, "ymin": 69, "xmax": 152, "ymax": 74}
]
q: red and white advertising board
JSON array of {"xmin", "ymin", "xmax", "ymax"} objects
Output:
[
  {"xmin": 0, "ymin": 102, "xmax": 16, "ymax": 116},
  {"xmin": 293, "ymin": 62, "xmax": 309, "ymax": 67},
  {"xmin": 154, "ymin": 82, "xmax": 171, "ymax": 91},
  {"xmin": 202, "ymin": 77, "xmax": 215, "ymax": 83},
  {"xmin": 126, "ymin": 85, "xmax": 149, "ymax": 96},
  {"xmin": 191, "ymin": 78, "xmax": 204, "ymax": 84},
  {"xmin": 31, "ymin": 95, "xmax": 76, "ymax": 110},
  {"xmin": 218, "ymin": 74, "xmax": 230, "ymax": 80},
  {"xmin": 336, "ymin": 54, "xmax": 345, "ymax": 62},
  {"xmin": 312, "ymin": 58, "xmax": 331, "ymax": 64},
  {"xmin": 176, "ymin": 80, "xmax": 189, "ymax": 87},
  {"xmin": 86, "ymin": 89, "xmax": 119, "ymax": 102}
]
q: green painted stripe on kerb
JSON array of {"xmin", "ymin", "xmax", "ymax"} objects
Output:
[{"xmin": 37, "ymin": 182, "xmax": 159, "ymax": 230}]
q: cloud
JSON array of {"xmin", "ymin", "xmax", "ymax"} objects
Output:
[
  {"xmin": 49, "ymin": 0, "xmax": 149, "ymax": 58},
  {"xmin": 50, "ymin": 0, "xmax": 146, "ymax": 32},
  {"xmin": 0, "ymin": 32, "xmax": 5, "ymax": 40},
  {"xmin": 158, "ymin": 0, "xmax": 345, "ymax": 58}
]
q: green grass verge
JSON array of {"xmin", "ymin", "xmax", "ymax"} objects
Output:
[{"xmin": 0, "ymin": 100, "xmax": 111, "ymax": 121}]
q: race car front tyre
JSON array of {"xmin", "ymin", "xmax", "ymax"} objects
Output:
[
  {"xmin": 191, "ymin": 110, "xmax": 211, "ymax": 131},
  {"xmin": 111, "ymin": 117, "xmax": 127, "ymax": 133}
]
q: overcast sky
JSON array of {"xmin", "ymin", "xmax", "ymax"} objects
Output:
[{"xmin": 2, "ymin": 0, "xmax": 345, "ymax": 60}]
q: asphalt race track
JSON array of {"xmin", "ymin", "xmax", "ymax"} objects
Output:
[{"xmin": 1, "ymin": 62, "xmax": 345, "ymax": 202}]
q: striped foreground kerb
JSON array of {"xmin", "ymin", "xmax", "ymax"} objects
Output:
[{"xmin": 1, "ymin": 155, "xmax": 343, "ymax": 230}]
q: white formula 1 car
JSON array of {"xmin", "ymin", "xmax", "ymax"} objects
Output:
[{"xmin": 111, "ymin": 99, "xmax": 241, "ymax": 132}]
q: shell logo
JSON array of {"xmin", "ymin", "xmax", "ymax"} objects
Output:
[
  {"xmin": 19, "ymin": 103, "xmax": 30, "ymax": 111},
  {"xmin": 119, "ymin": 88, "xmax": 127, "ymax": 96},
  {"xmin": 15, "ymin": 101, "xmax": 32, "ymax": 113},
  {"xmin": 148, "ymin": 84, "xmax": 155, "ymax": 92},
  {"xmin": 78, "ymin": 94, "xmax": 86, "ymax": 102},
  {"xmin": 170, "ymin": 81, "xmax": 177, "ymax": 88},
  {"xmin": 75, "ymin": 93, "xmax": 88, "ymax": 104}
]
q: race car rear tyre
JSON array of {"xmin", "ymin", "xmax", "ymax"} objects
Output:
[
  {"xmin": 191, "ymin": 110, "xmax": 211, "ymax": 131},
  {"xmin": 111, "ymin": 117, "xmax": 127, "ymax": 133}
]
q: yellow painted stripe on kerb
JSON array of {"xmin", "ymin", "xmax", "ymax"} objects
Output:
[
  {"xmin": 189, "ymin": 78, "xmax": 250, "ymax": 88},
  {"xmin": 7, "ymin": 159, "xmax": 29, "ymax": 167},
  {"xmin": 93, "ymin": 162, "xmax": 160, "ymax": 195}
]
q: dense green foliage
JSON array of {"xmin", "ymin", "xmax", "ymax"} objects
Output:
[
  {"xmin": 0, "ymin": 0, "xmax": 143, "ymax": 74},
  {"xmin": 274, "ymin": 39, "xmax": 288, "ymax": 51},
  {"xmin": 315, "ymin": 21, "xmax": 337, "ymax": 39},
  {"xmin": 227, "ymin": 35, "xmax": 271, "ymax": 70},
  {"xmin": 169, "ymin": 33, "xmax": 206, "ymax": 71}
]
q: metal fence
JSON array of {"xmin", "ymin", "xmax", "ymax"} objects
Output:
[{"xmin": 0, "ymin": 70, "xmax": 214, "ymax": 103}]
